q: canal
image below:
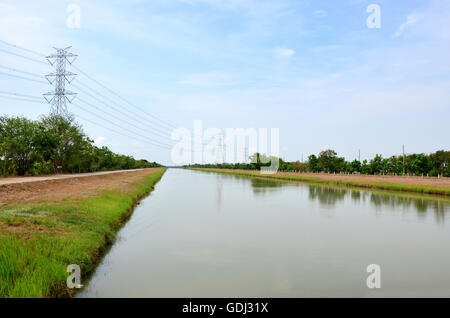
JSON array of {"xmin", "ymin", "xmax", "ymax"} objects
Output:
[{"xmin": 78, "ymin": 168, "xmax": 450, "ymax": 297}]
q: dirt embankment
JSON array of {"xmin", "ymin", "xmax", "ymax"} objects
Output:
[
  {"xmin": 277, "ymin": 171, "xmax": 450, "ymax": 187},
  {"xmin": 0, "ymin": 168, "xmax": 161, "ymax": 206}
]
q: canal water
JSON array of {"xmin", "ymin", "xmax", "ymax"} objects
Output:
[{"xmin": 78, "ymin": 168, "xmax": 450, "ymax": 297}]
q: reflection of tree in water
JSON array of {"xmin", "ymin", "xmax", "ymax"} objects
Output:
[
  {"xmin": 308, "ymin": 186, "xmax": 347, "ymax": 207},
  {"xmin": 218, "ymin": 172, "xmax": 449, "ymax": 224},
  {"xmin": 369, "ymin": 193, "xmax": 448, "ymax": 224},
  {"xmin": 305, "ymin": 183, "xmax": 449, "ymax": 224},
  {"xmin": 250, "ymin": 178, "xmax": 291, "ymax": 195},
  {"xmin": 217, "ymin": 173, "xmax": 293, "ymax": 195},
  {"xmin": 350, "ymin": 190, "xmax": 361, "ymax": 202}
]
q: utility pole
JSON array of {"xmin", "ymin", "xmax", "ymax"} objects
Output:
[
  {"xmin": 358, "ymin": 149, "xmax": 360, "ymax": 162},
  {"xmin": 402, "ymin": 144, "xmax": 405, "ymax": 175},
  {"xmin": 43, "ymin": 47, "xmax": 77, "ymax": 116},
  {"xmin": 216, "ymin": 133, "xmax": 224, "ymax": 164},
  {"xmin": 244, "ymin": 145, "xmax": 248, "ymax": 163}
]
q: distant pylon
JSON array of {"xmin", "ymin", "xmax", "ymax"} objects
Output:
[
  {"xmin": 43, "ymin": 47, "xmax": 77, "ymax": 116},
  {"xmin": 216, "ymin": 133, "xmax": 224, "ymax": 164}
]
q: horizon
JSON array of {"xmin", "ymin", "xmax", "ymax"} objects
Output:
[{"xmin": 1, "ymin": 0, "xmax": 449, "ymax": 165}]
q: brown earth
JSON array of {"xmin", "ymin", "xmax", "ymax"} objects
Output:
[
  {"xmin": 0, "ymin": 168, "xmax": 161, "ymax": 206},
  {"xmin": 279, "ymin": 172, "xmax": 450, "ymax": 187}
]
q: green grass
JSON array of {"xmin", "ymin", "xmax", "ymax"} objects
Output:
[
  {"xmin": 192, "ymin": 168, "xmax": 450, "ymax": 197},
  {"xmin": 0, "ymin": 168, "xmax": 166, "ymax": 298}
]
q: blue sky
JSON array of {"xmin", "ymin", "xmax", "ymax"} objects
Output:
[{"xmin": 0, "ymin": 0, "xmax": 449, "ymax": 164}]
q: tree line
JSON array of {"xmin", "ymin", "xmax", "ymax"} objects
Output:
[
  {"xmin": 188, "ymin": 149, "xmax": 450, "ymax": 177},
  {"xmin": 0, "ymin": 115, "xmax": 160, "ymax": 176}
]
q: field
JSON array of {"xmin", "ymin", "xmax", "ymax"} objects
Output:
[
  {"xmin": 0, "ymin": 168, "xmax": 166, "ymax": 297},
  {"xmin": 0, "ymin": 169, "xmax": 158, "ymax": 206},
  {"xmin": 193, "ymin": 169, "xmax": 450, "ymax": 197}
]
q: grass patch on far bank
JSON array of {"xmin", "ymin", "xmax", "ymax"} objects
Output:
[
  {"xmin": 0, "ymin": 168, "xmax": 166, "ymax": 298},
  {"xmin": 192, "ymin": 168, "xmax": 450, "ymax": 197}
]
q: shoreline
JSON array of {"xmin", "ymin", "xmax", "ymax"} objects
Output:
[
  {"xmin": 0, "ymin": 168, "xmax": 166, "ymax": 297},
  {"xmin": 190, "ymin": 168, "xmax": 450, "ymax": 197}
]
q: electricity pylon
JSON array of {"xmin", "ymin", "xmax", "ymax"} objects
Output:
[
  {"xmin": 216, "ymin": 133, "xmax": 224, "ymax": 164},
  {"xmin": 43, "ymin": 47, "xmax": 77, "ymax": 116}
]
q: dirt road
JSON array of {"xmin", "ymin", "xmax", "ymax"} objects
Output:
[
  {"xmin": 0, "ymin": 168, "xmax": 161, "ymax": 206},
  {"xmin": 0, "ymin": 169, "xmax": 144, "ymax": 186},
  {"xmin": 279, "ymin": 172, "xmax": 450, "ymax": 187}
]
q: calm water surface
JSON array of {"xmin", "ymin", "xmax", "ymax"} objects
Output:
[{"xmin": 78, "ymin": 169, "xmax": 450, "ymax": 297}]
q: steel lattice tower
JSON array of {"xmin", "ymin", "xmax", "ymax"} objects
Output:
[{"xmin": 43, "ymin": 47, "xmax": 77, "ymax": 116}]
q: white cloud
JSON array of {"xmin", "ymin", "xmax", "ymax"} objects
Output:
[
  {"xmin": 94, "ymin": 136, "xmax": 105, "ymax": 145},
  {"xmin": 394, "ymin": 13, "xmax": 421, "ymax": 37},
  {"xmin": 275, "ymin": 46, "xmax": 295, "ymax": 58}
]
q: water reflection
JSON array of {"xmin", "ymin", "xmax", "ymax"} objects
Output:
[
  {"xmin": 308, "ymin": 186, "xmax": 348, "ymax": 207},
  {"xmin": 240, "ymin": 175, "xmax": 449, "ymax": 224},
  {"xmin": 250, "ymin": 178, "xmax": 288, "ymax": 195}
]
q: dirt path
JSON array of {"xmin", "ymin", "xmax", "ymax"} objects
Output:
[
  {"xmin": 0, "ymin": 168, "xmax": 161, "ymax": 206},
  {"xmin": 279, "ymin": 172, "xmax": 450, "ymax": 187},
  {"xmin": 0, "ymin": 169, "xmax": 144, "ymax": 186}
]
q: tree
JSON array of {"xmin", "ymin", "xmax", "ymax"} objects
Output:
[
  {"xmin": 369, "ymin": 154, "xmax": 383, "ymax": 174},
  {"xmin": 430, "ymin": 150, "xmax": 450, "ymax": 176},
  {"xmin": 350, "ymin": 160, "xmax": 361, "ymax": 173},
  {"xmin": 0, "ymin": 114, "xmax": 160, "ymax": 176},
  {"xmin": 361, "ymin": 160, "xmax": 370, "ymax": 174},
  {"xmin": 40, "ymin": 114, "xmax": 87, "ymax": 171},
  {"xmin": 318, "ymin": 149, "xmax": 337, "ymax": 172},
  {"xmin": 0, "ymin": 116, "xmax": 39, "ymax": 176},
  {"xmin": 292, "ymin": 161, "xmax": 308, "ymax": 172},
  {"xmin": 308, "ymin": 154, "xmax": 319, "ymax": 172}
]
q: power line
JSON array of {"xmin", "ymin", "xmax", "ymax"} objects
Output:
[
  {"xmin": 72, "ymin": 82, "xmax": 171, "ymax": 137},
  {"xmin": 0, "ymin": 39, "xmax": 46, "ymax": 57},
  {"xmin": 73, "ymin": 84, "xmax": 209, "ymax": 148},
  {"xmin": 72, "ymin": 64, "xmax": 176, "ymax": 129},
  {"xmin": 0, "ymin": 71, "xmax": 48, "ymax": 84},
  {"xmin": 71, "ymin": 102, "xmax": 173, "ymax": 149},
  {"xmin": 0, "ymin": 39, "xmax": 177, "ymax": 150},
  {"xmin": 76, "ymin": 96, "xmax": 173, "ymax": 142},
  {"xmin": 0, "ymin": 47, "xmax": 48, "ymax": 66},
  {"xmin": 0, "ymin": 39, "xmax": 176, "ymax": 130},
  {"xmin": 72, "ymin": 109, "xmax": 172, "ymax": 150},
  {"xmin": 72, "ymin": 79, "xmax": 173, "ymax": 133},
  {"xmin": 0, "ymin": 95, "xmax": 45, "ymax": 103},
  {"xmin": 0, "ymin": 96, "xmax": 171, "ymax": 151},
  {"xmin": 0, "ymin": 40, "xmax": 176, "ymax": 129},
  {"xmin": 0, "ymin": 64, "xmax": 44, "ymax": 78},
  {"xmin": 0, "ymin": 90, "xmax": 44, "ymax": 100}
]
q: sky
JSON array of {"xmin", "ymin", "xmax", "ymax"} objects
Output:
[{"xmin": 0, "ymin": 0, "xmax": 449, "ymax": 165}]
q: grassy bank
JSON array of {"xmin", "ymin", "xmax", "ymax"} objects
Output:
[
  {"xmin": 0, "ymin": 168, "xmax": 166, "ymax": 298},
  {"xmin": 192, "ymin": 168, "xmax": 450, "ymax": 197}
]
